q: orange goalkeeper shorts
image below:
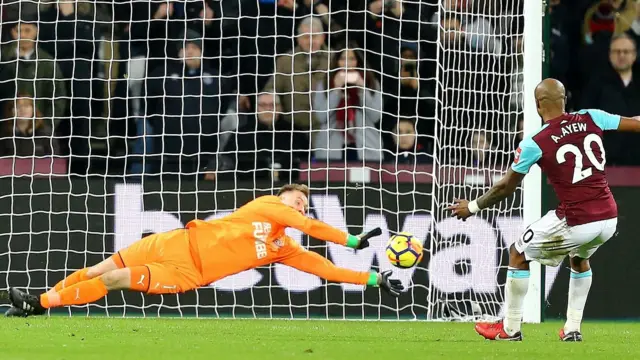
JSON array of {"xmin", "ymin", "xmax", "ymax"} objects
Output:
[{"xmin": 113, "ymin": 229, "xmax": 203, "ymax": 295}]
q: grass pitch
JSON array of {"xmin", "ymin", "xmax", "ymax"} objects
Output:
[{"xmin": 0, "ymin": 318, "xmax": 638, "ymax": 360}]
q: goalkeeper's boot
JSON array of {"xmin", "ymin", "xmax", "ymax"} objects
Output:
[
  {"xmin": 475, "ymin": 320, "xmax": 523, "ymax": 341},
  {"xmin": 4, "ymin": 306, "xmax": 28, "ymax": 317},
  {"xmin": 559, "ymin": 328, "xmax": 583, "ymax": 342},
  {"xmin": 8, "ymin": 288, "xmax": 46, "ymax": 316}
]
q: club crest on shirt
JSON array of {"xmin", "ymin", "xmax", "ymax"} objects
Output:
[
  {"xmin": 268, "ymin": 238, "xmax": 285, "ymax": 252},
  {"xmin": 514, "ymin": 147, "xmax": 522, "ymax": 164}
]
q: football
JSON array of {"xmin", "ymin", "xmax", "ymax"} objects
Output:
[{"xmin": 386, "ymin": 232, "xmax": 424, "ymax": 268}]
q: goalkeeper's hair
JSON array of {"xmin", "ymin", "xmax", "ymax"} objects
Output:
[{"xmin": 277, "ymin": 184, "xmax": 310, "ymax": 198}]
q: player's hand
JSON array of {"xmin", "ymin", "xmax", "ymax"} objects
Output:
[
  {"xmin": 378, "ymin": 270, "xmax": 403, "ymax": 297},
  {"xmin": 356, "ymin": 233, "xmax": 370, "ymax": 250},
  {"xmin": 446, "ymin": 199, "xmax": 472, "ymax": 221},
  {"xmin": 333, "ymin": 71, "xmax": 347, "ymax": 88},
  {"xmin": 354, "ymin": 227, "xmax": 382, "ymax": 250}
]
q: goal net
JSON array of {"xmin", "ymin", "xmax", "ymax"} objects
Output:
[{"xmin": 0, "ymin": 0, "xmax": 540, "ymax": 320}]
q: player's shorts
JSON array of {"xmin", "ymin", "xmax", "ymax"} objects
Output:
[
  {"xmin": 514, "ymin": 210, "xmax": 618, "ymax": 267},
  {"xmin": 112, "ymin": 229, "xmax": 203, "ymax": 295}
]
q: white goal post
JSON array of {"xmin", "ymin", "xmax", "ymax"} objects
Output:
[
  {"xmin": 522, "ymin": 0, "xmax": 543, "ymax": 324},
  {"xmin": 0, "ymin": 0, "xmax": 545, "ymax": 321}
]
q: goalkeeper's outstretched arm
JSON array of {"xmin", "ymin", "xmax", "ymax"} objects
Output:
[
  {"xmin": 279, "ymin": 250, "xmax": 404, "ymax": 297},
  {"xmin": 257, "ymin": 197, "xmax": 364, "ymax": 248}
]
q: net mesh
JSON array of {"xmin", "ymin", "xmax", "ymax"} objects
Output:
[{"xmin": 0, "ymin": 0, "xmax": 526, "ymax": 319}]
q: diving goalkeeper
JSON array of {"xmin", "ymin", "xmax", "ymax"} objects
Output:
[{"xmin": 7, "ymin": 184, "xmax": 403, "ymax": 317}]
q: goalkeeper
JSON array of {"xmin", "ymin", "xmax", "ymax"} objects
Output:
[{"xmin": 7, "ymin": 184, "xmax": 403, "ymax": 316}]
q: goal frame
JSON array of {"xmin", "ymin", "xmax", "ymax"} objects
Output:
[{"xmin": 521, "ymin": 0, "xmax": 544, "ymax": 324}]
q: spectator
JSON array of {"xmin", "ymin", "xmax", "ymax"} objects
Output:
[
  {"xmin": 0, "ymin": 95, "xmax": 59, "ymax": 157},
  {"xmin": 112, "ymin": 0, "xmax": 174, "ymax": 118},
  {"xmin": 145, "ymin": 29, "xmax": 235, "ymax": 175},
  {"xmin": 464, "ymin": 0, "xmax": 503, "ymax": 55},
  {"xmin": 359, "ymin": 0, "xmax": 421, "ymax": 96},
  {"xmin": 0, "ymin": 12, "xmax": 67, "ymax": 125},
  {"xmin": 39, "ymin": 1, "xmax": 100, "ymax": 173},
  {"xmin": 438, "ymin": 12, "xmax": 506, "ymax": 164},
  {"xmin": 299, "ymin": 0, "xmax": 348, "ymax": 45},
  {"xmin": 385, "ymin": 118, "xmax": 431, "ymax": 164},
  {"xmin": 440, "ymin": 13, "xmax": 464, "ymax": 49},
  {"xmin": 583, "ymin": 0, "xmax": 635, "ymax": 45},
  {"xmin": 506, "ymin": 35, "xmax": 524, "ymax": 113},
  {"xmin": 261, "ymin": 16, "xmax": 330, "ymax": 137},
  {"xmin": 172, "ymin": 0, "xmax": 223, "ymax": 70},
  {"xmin": 206, "ymin": 93, "xmax": 308, "ymax": 181},
  {"xmin": 627, "ymin": 0, "xmax": 640, "ymax": 46},
  {"xmin": 467, "ymin": 131, "xmax": 497, "ymax": 167},
  {"xmin": 581, "ymin": 33, "xmax": 640, "ymax": 165},
  {"xmin": 381, "ymin": 42, "xmax": 435, "ymax": 154},
  {"xmin": 237, "ymin": 0, "xmax": 349, "ymax": 99},
  {"xmin": 236, "ymin": 0, "xmax": 306, "ymax": 99},
  {"xmin": 313, "ymin": 45, "xmax": 383, "ymax": 162},
  {"xmin": 125, "ymin": 0, "xmax": 181, "ymax": 76},
  {"xmin": 430, "ymin": 0, "xmax": 466, "ymax": 25}
]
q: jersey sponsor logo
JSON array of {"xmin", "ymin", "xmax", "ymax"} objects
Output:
[
  {"xmin": 255, "ymin": 241, "xmax": 268, "ymax": 259},
  {"xmin": 514, "ymin": 147, "xmax": 522, "ymax": 164},
  {"xmin": 252, "ymin": 221, "xmax": 271, "ymax": 243},
  {"xmin": 273, "ymin": 238, "xmax": 284, "ymax": 248},
  {"xmin": 252, "ymin": 221, "xmax": 272, "ymax": 258}
]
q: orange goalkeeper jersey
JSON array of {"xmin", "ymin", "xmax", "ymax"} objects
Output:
[{"xmin": 185, "ymin": 195, "xmax": 375, "ymax": 287}]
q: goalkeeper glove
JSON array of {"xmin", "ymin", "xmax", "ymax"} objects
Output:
[
  {"xmin": 355, "ymin": 232, "xmax": 370, "ymax": 250},
  {"xmin": 347, "ymin": 227, "xmax": 382, "ymax": 250},
  {"xmin": 377, "ymin": 270, "xmax": 404, "ymax": 297}
]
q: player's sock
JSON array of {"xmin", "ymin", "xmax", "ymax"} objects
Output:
[
  {"xmin": 564, "ymin": 269, "xmax": 592, "ymax": 333},
  {"xmin": 40, "ymin": 278, "xmax": 108, "ymax": 308},
  {"xmin": 503, "ymin": 267, "xmax": 530, "ymax": 336},
  {"xmin": 52, "ymin": 268, "xmax": 90, "ymax": 292}
]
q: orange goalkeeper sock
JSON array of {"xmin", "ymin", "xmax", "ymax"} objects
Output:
[
  {"xmin": 40, "ymin": 278, "xmax": 108, "ymax": 309},
  {"xmin": 53, "ymin": 268, "xmax": 90, "ymax": 292}
]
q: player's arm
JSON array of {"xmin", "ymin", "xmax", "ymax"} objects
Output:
[
  {"xmin": 581, "ymin": 108, "xmax": 640, "ymax": 132},
  {"xmin": 448, "ymin": 137, "xmax": 539, "ymax": 220},
  {"xmin": 278, "ymin": 248, "xmax": 403, "ymax": 297},
  {"xmin": 257, "ymin": 198, "xmax": 364, "ymax": 249},
  {"xmin": 474, "ymin": 168, "xmax": 525, "ymax": 210},
  {"xmin": 616, "ymin": 116, "xmax": 640, "ymax": 132}
]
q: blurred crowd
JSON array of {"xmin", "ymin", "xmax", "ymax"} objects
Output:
[{"xmin": 0, "ymin": 0, "xmax": 638, "ymax": 179}]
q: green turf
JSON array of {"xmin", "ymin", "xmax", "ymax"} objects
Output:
[{"xmin": 0, "ymin": 318, "xmax": 638, "ymax": 360}]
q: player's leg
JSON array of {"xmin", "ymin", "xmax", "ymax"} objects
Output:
[
  {"xmin": 48, "ymin": 257, "xmax": 120, "ymax": 294},
  {"xmin": 558, "ymin": 256, "xmax": 591, "ymax": 342},
  {"xmin": 46, "ymin": 232, "xmax": 158, "ymax": 295},
  {"xmin": 8, "ymin": 266, "xmax": 130, "ymax": 315},
  {"xmin": 561, "ymin": 217, "xmax": 617, "ymax": 341},
  {"xmin": 502, "ymin": 243, "xmax": 531, "ymax": 336},
  {"xmin": 476, "ymin": 210, "xmax": 566, "ymax": 341},
  {"xmin": 5, "ymin": 255, "xmax": 121, "ymax": 317},
  {"xmin": 9, "ymin": 229, "xmax": 202, "ymax": 314},
  {"xmin": 11, "ymin": 266, "xmax": 139, "ymax": 313},
  {"xmin": 10, "ymin": 263, "xmax": 193, "ymax": 313},
  {"xmin": 475, "ymin": 243, "xmax": 530, "ymax": 341}
]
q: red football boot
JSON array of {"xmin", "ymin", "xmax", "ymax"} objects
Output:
[
  {"xmin": 559, "ymin": 328, "xmax": 583, "ymax": 342},
  {"xmin": 475, "ymin": 320, "xmax": 523, "ymax": 341}
]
